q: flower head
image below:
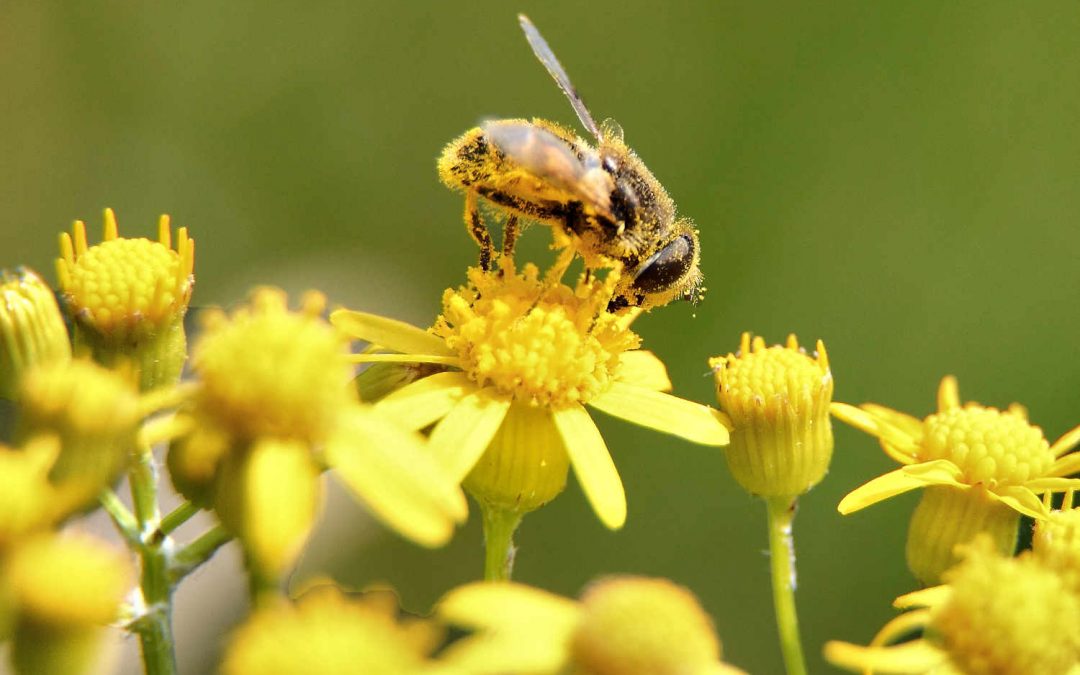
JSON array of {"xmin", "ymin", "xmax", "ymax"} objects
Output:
[
  {"xmin": 0, "ymin": 436, "xmax": 61, "ymax": 550},
  {"xmin": 4, "ymin": 532, "xmax": 134, "ymax": 675},
  {"xmin": 1032, "ymin": 501, "xmax": 1080, "ymax": 595},
  {"xmin": 56, "ymin": 208, "xmax": 194, "ymax": 390},
  {"xmin": 221, "ymin": 584, "xmax": 451, "ymax": 675},
  {"xmin": 0, "ymin": 267, "xmax": 71, "ymax": 400},
  {"xmin": 17, "ymin": 359, "xmax": 142, "ymax": 515},
  {"xmin": 439, "ymin": 575, "xmax": 746, "ymax": 675},
  {"xmin": 170, "ymin": 288, "xmax": 465, "ymax": 579},
  {"xmin": 825, "ymin": 539, "xmax": 1080, "ymax": 675},
  {"xmin": 832, "ymin": 376, "xmax": 1080, "ymax": 583},
  {"xmin": 710, "ymin": 333, "xmax": 834, "ymax": 498},
  {"xmin": 332, "ymin": 263, "xmax": 728, "ymax": 530}
]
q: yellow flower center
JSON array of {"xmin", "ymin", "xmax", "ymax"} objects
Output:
[
  {"xmin": 570, "ymin": 576, "xmax": 722, "ymax": 675},
  {"xmin": 921, "ymin": 407, "xmax": 1053, "ymax": 487},
  {"xmin": 434, "ymin": 264, "xmax": 639, "ymax": 408},
  {"xmin": 192, "ymin": 288, "xmax": 353, "ymax": 443},
  {"xmin": 931, "ymin": 544, "xmax": 1080, "ymax": 675},
  {"xmin": 57, "ymin": 210, "xmax": 194, "ymax": 342}
]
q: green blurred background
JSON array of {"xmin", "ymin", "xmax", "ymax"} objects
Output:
[{"xmin": 3, "ymin": 2, "xmax": 1079, "ymax": 673}]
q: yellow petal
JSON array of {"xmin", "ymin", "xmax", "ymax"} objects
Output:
[
  {"xmin": 892, "ymin": 586, "xmax": 950, "ymax": 610},
  {"xmin": 429, "ymin": 388, "xmax": 511, "ymax": 482},
  {"xmin": 861, "ymin": 404, "xmax": 924, "ymax": 441},
  {"xmin": 330, "ymin": 309, "xmax": 453, "ymax": 357},
  {"xmin": 588, "ymin": 382, "xmax": 729, "ymax": 446},
  {"xmin": 869, "ymin": 608, "xmax": 934, "ymax": 647},
  {"xmin": 440, "ymin": 633, "xmax": 570, "ymax": 674},
  {"xmin": 1050, "ymin": 452, "xmax": 1080, "ymax": 478},
  {"xmin": 347, "ymin": 353, "xmax": 460, "ymax": 366},
  {"xmin": 937, "ymin": 375, "xmax": 961, "ymax": 412},
  {"xmin": 837, "ymin": 461, "xmax": 964, "ymax": 515},
  {"xmin": 327, "ymin": 408, "xmax": 467, "ymax": 548},
  {"xmin": 830, "ymin": 402, "xmax": 879, "ymax": 434},
  {"xmin": 221, "ymin": 439, "xmax": 321, "ymax": 578},
  {"xmin": 824, "ymin": 639, "xmax": 946, "ymax": 674},
  {"xmin": 374, "ymin": 371, "xmax": 472, "ymax": 430},
  {"xmin": 1026, "ymin": 475, "xmax": 1080, "ymax": 492},
  {"xmin": 989, "ymin": 485, "xmax": 1050, "ymax": 520},
  {"xmin": 552, "ymin": 405, "xmax": 626, "ymax": 529},
  {"xmin": 439, "ymin": 581, "xmax": 579, "ymax": 632},
  {"xmin": 615, "ymin": 351, "xmax": 672, "ymax": 392},
  {"xmin": 1050, "ymin": 424, "xmax": 1080, "ymax": 457}
]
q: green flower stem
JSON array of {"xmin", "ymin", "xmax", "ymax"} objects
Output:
[
  {"xmin": 481, "ymin": 504, "xmax": 522, "ymax": 581},
  {"xmin": 129, "ymin": 444, "xmax": 177, "ymax": 675},
  {"xmin": 170, "ymin": 525, "xmax": 232, "ymax": 583},
  {"xmin": 159, "ymin": 500, "xmax": 200, "ymax": 536},
  {"xmin": 765, "ymin": 496, "xmax": 808, "ymax": 675},
  {"xmin": 100, "ymin": 489, "xmax": 140, "ymax": 546}
]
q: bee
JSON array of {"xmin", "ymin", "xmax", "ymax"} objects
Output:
[{"xmin": 437, "ymin": 14, "xmax": 702, "ymax": 311}]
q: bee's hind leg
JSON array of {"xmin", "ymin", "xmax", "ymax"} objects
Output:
[
  {"xmin": 464, "ymin": 191, "xmax": 494, "ymax": 271},
  {"xmin": 498, "ymin": 214, "xmax": 520, "ymax": 274}
]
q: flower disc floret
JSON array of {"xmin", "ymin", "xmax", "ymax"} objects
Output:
[
  {"xmin": 921, "ymin": 407, "xmax": 1053, "ymax": 487},
  {"xmin": 192, "ymin": 289, "xmax": 353, "ymax": 443},
  {"xmin": 434, "ymin": 264, "xmax": 639, "ymax": 408}
]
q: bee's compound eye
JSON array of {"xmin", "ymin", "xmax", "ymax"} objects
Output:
[{"xmin": 631, "ymin": 234, "xmax": 695, "ymax": 295}]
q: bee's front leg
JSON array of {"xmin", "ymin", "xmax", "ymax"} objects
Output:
[
  {"xmin": 500, "ymin": 214, "xmax": 520, "ymax": 269},
  {"xmin": 464, "ymin": 191, "xmax": 494, "ymax": 271}
]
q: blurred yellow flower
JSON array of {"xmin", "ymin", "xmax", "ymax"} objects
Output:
[
  {"xmin": 5, "ymin": 532, "xmax": 134, "ymax": 675},
  {"xmin": 332, "ymin": 263, "xmax": 729, "ymax": 530},
  {"xmin": 221, "ymin": 584, "xmax": 456, "ymax": 675},
  {"xmin": 0, "ymin": 267, "xmax": 71, "ymax": 400},
  {"xmin": 16, "ymin": 359, "xmax": 143, "ymax": 515},
  {"xmin": 1032, "ymin": 499, "xmax": 1080, "ymax": 595},
  {"xmin": 439, "ymin": 575, "xmax": 746, "ymax": 675},
  {"xmin": 0, "ymin": 436, "xmax": 60, "ymax": 550},
  {"xmin": 169, "ymin": 288, "xmax": 465, "ymax": 579},
  {"xmin": 832, "ymin": 376, "xmax": 1080, "ymax": 584},
  {"xmin": 710, "ymin": 333, "xmax": 834, "ymax": 498},
  {"xmin": 825, "ymin": 539, "xmax": 1080, "ymax": 675},
  {"xmin": 56, "ymin": 208, "xmax": 194, "ymax": 391}
]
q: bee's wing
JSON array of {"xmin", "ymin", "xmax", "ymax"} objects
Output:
[
  {"xmin": 484, "ymin": 120, "xmax": 613, "ymax": 214},
  {"xmin": 518, "ymin": 14, "xmax": 601, "ymax": 142}
]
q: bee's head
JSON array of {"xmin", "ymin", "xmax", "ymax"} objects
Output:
[{"xmin": 607, "ymin": 223, "xmax": 702, "ymax": 312}]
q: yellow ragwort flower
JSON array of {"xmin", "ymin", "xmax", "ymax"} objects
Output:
[
  {"xmin": 825, "ymin": 539, "xmax": 1080, "ymax": 675},
  {"xmin": 331, "ymin": 263, "xmax": 729, "ymax": 530},
  {"xmin": 832, "ymin": 376, "xmax": 1080, "ymax": 584},
  {"xmin": 56, "ymin": 208, "xmax": 194, "ymax": 390},
  {"xmin": 17, "ymin": 359, "xmax": 143, "ymax": 515},
  {"xmin": 220, "ymin": 583, "xmax": 454, "ymax": 675},
  {"xmin": 0, "ymin": 267, "xmax": 71, "ymax": 400},
  {"xmin": 169, "ymin": 288, "xmax": 465, "ymax": 579},
  {"xmin": 710, "ymin": 333, "xmax": 834, "ymax": 498},
  {"xmin": 0, "ymin": 436, "xmax": 61, "ymax": 550},
  {"xmin": 440, "ymin": 575, "xmax": 746, "ymax": 675},
  {"xmin": 1032, "ymin": 499, "xmax": 1080, "ymax": 595},
  {"xmin": 5, "ymin": 532, "xmax": 134, "ymax": 675}
]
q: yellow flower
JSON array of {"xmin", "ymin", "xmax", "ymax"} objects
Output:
[
  {"xmin": 5, "ymin": 532, "xmax": 134, "ymax": 675},
  {"xmin": 0, "ymin": 267, "xmax": 71, "ymax": 400},
  {"xmin": 832, "ymin": 376, "xmax": 1080, "ymax": 584},
  {"xmin": 16, "ymin": 359, "xmax": 143, "ymax": 515},
  {"xmin": 710, "ymin": 333, "xmax": 834, "ymax": 498},
  {"xmin": 1032, "ymin": 500, "xmax": 1080, "ymax": 595},
  {"xmin": 439, "ymin": 575, "xmax": 746, "ymax": 675},
  {"xmin": 331, "ymin": 263, "xmax": 729, "ymax": 530},
  {"xmin": 0, "ymin": 436, "xmax": 61, "ymax": 550},
  {"xmin": 169, "ymin": 288, "xmax": 465, "ymax": 579},
  {"xmin": 825, "ymin": 539, "xmax": 1080, "ymax": 675},
  {"xmin": 56, "ymin": 208, "xmax": 194, "ymax": 390},
  {"xmin": 220, "ymin": 583, "xmax": 454, "ymax": 675}
]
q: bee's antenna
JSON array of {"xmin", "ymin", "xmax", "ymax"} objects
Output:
[{"xmin": 518, "ymin": 14, "xmax": 601, "ymax": 141}]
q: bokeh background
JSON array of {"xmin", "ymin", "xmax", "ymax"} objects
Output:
[{"xmin": 3, "ymin": 2, "xmax": 1080, "ymax": 673}]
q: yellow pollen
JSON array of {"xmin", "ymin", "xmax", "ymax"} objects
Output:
[
  {"xmin": 57, "ymin": 209, "xmax": 194, "ymax": 342},
  {"xmin": 434, "ymin": 265, "xmax": 639, "ymax": 408},
  {"xmin": 921, "ymin": 406, "xmax": 1053, "ymax": 487},
  {"xmin": 192, "ymin": 288, "xmax": 353, "ymax": 443}
]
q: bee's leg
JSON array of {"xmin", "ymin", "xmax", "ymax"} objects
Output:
[
  {"xmin": 499, "ymin": 214, "xmax": 520, "ymax": 272},
  {"xmin": 464, "ymin": 191, "xmax": 494, "ymax": 271},
  {"xmin": 582, "ymin": 267, "xmax": 593, "ymax": 284}
]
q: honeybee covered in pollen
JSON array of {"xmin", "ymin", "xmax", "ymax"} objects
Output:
[{"xmin": 438, "ymin": 14, "xmax": 703, "ymax": 311}]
